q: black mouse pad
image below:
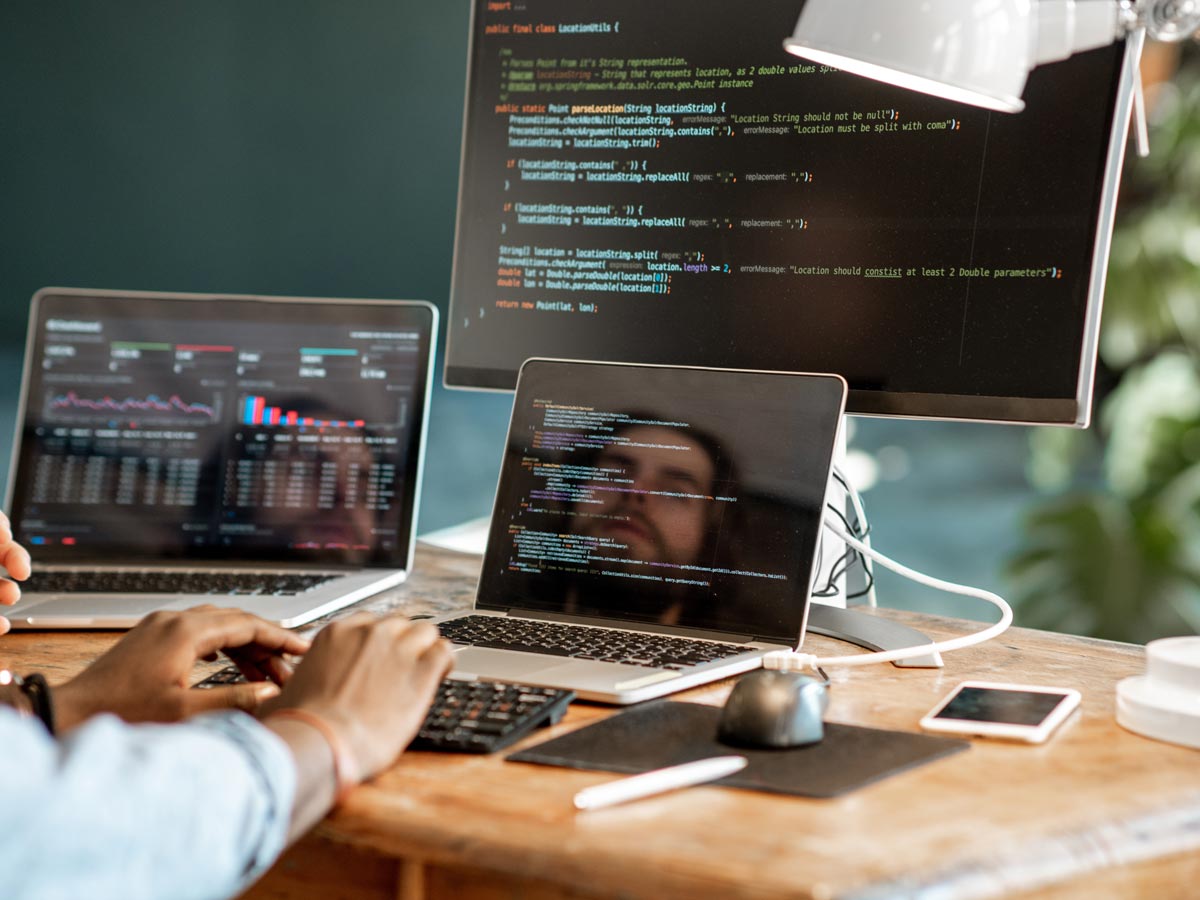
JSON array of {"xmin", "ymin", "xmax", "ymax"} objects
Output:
[{"xmin": 507, "ymin": 700, "xmax": 969, "ymax": 798}]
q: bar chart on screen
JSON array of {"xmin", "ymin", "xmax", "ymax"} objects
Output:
[{"xmin": 240, "ymin": 395, "xmax": 366, "ymax": 430}]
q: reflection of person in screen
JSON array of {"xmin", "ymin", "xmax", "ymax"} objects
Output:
[
  {"xmin": 563, "ymin": 419, "xmax": 740, "ymax": 626},
  {"xmin": 577, "ymin": 425, "xmax": 717, "ymax": 568}
]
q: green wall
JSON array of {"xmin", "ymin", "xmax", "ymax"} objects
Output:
[{"xmin": 0, "ymin": 1, "xmax": 513, "ymax": 530}]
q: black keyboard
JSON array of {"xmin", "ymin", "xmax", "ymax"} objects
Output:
[
  {"xmin": 436, "ymin": 614, "xmax": 748, "ymax": 670},
  {"xmin": 194, "ymin": 665, "xmax": 574, "ymax": 754},
  {"xmin": 24, "ymin": 571, "xmax": 336, "ymax": 596}
]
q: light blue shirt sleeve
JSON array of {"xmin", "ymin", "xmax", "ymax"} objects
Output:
[{"xmin": 0, "ymin": 705, "xmax": 296, "ymax": 900}]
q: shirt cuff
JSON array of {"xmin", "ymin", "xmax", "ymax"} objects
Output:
[{"xmin": 187, "ymin": 710, "xmax": 298, "ymax": 879}]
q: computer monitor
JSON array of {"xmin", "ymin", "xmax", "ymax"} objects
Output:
[{"xmin": 445, "ymin": 0, "xmax": 1138, "ymax": 426}]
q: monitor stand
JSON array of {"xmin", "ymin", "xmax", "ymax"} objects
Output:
[
  {"xmin": 806, "ymin": 435, "xmax": 942, "ymax": 668},
  {"xmin": 806, "ymin": 604, "xmax": 943, "ymax": 668}
]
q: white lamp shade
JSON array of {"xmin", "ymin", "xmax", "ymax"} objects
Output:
[{"xmin": 784, "ymin": 0, "xmax": 1036, "ymax": 112}]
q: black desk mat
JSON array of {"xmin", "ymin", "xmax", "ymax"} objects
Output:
[{"xmin": 508, "ymin": 700, "xmax": 969, "ymax": 798}]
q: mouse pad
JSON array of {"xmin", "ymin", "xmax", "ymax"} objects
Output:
[{"xmin": 507, "ymin": 700, "xmax": 969, "ymax": 798}]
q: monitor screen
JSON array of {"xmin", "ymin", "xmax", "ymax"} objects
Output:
[
  {"xmin": 8, "ymin": 290, "xmax": 436, "ymax": 567},
  {"xmin": 446, "ymin": 0, "xmax": 1134, "ymax": 424},
  {"xmin": 477, "ymin": 360, "xmax": 846, "ymax": 644}
]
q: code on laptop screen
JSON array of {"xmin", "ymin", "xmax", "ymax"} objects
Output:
[
  {"xmin": 9, "ymin": 292, "xmax": 434, "ymax": 567},
  {"xmin": 478, "ymin": 360, "xmax": 845, "ymax": 644}
]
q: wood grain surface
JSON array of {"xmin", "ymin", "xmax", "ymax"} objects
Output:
[{"xmin": 3, "ymin": 543, "xmax": 1197, "ymax": 900}]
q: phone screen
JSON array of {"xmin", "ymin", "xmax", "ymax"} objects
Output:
[{"xmin": 933, "ymin": 687, "xmax": 1071, "ymax": 726}]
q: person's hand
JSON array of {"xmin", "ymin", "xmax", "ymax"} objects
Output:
[
  {"xmin": 0, "ymin": 511, "xmax": 33, "ymax": 637},
  {"xmin": 263, "ymin": 614, "xmax": 453, "ymax": 782},
  {"xmin": 54, "ymin": 606, "xmax": 311, "ymax": 731}
]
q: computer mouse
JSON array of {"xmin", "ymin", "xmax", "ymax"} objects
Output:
[{"xmin": 717, "ymin": 669, "xmax": 829, "ymax": 749}]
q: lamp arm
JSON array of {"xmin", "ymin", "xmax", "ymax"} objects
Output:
[
  {"xmin": 1129, "ymin": 28, "xmax": 1151, "ymax": 159},
  {"xmin": 1136, "ymin": 0, "xmax": 1200, "ymax": 42}
]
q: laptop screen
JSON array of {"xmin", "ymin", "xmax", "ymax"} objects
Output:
[
  {"xmin": 478, "ymin": 360, "xmax": 846, "ymax": 645},
  {"xmin": 8, "ymin": 290, "xmax": 435, "ymax": 568}
]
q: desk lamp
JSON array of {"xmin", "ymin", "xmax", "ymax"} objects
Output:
[{"xmin": 784, "ymin": 0, "xmax": 1199, "ymax": 152}]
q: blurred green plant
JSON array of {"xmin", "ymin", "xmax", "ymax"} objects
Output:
[{"xmin": 1009, "ymin": 50, "xmax": 1200, "ymax": 643}]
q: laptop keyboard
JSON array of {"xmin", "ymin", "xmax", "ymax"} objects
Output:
[
  {"xmin": 23, "ymin": 571, "xmax": 337, "ymax": 596},
  {"xmin": 436, "ymin": 615, "xmax": 748, "ymax": 670},
  {"xmin": 195, "ymin": 665, "xmax": 574, "ymax": 754}
]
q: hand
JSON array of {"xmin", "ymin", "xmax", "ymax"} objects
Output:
[
  {"xmin": 54, "ymin": 606, "xmax": 311, "ymax": 731},
  {"xmin": 263, "ymin": 614, "xmax": 453, "ymax": 782},
  {"xmin": 0, "ymin": 511, "xmax": 33, "ymax": 637}
]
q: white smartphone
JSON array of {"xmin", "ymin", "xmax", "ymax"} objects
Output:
[{"xmin": 919, "ymin": 681, "xmax": 1082, "ymax": 743}]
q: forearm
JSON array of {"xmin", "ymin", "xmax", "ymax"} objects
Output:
[{"xmin": 265, "ymin": 717, "xmax": 339, "ymax": 841}]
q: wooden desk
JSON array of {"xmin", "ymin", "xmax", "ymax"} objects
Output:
[{"xmin": 3, "ymin": 544, "xmax": 1198, "ymax": 899}]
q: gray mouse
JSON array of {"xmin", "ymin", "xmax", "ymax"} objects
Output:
[{"xmin": 717, "ymin": 669, "xmax": 829, "ymax": 748}]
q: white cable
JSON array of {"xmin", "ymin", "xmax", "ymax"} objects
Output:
[
  {"xmin": 766, "ymin": 515, "xmax": 1014, "ymax": 672},
  {"xmin": 830, "ymin": 464, "xmax": 876, "ymax": 606}
]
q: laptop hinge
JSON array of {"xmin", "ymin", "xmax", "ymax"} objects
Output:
[{"xmin": 504, "ymin": 608, "xmax": 754, "ymax": 644}]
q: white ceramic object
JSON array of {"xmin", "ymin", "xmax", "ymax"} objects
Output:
[{"xmin": 1116, "ymin": 636, "xmax": 1200, "ymax": 750}]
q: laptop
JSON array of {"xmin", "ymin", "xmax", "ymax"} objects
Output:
[
  {"xmin": 2, "ymin": 288, "xmax": 437, "ymax": 629},
  {"xmin": 433, "ymin": 359, "xmax": 847, "ymax": 704}
]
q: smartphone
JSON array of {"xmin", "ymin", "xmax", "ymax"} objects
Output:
[{"xmin": 919, "ymin": 681, "xmax": 1082, "ymax": 743}]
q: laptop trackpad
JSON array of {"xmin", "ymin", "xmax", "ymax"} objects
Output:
[
  {"xmin": 16, "ymin": 596, "xmax": 189, "ymax": 620},
  {"xmin": 452, "ymin": 647, "xmax": 646, "ymax": 684}
]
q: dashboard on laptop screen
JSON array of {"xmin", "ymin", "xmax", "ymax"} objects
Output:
[{"xmin": 8, "ymin": 291, "xmax": 435, "ymax": 567}]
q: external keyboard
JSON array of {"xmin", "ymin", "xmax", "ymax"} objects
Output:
[
  {"xmin": 24, "ymin": 571, "xmax": 336, "ymax": 596},
  {"xmin": 436, "ymin": 614, "xmax": 747, "ymax": 670},
  {"xmin": 194, "ymin": 665, "xmax": 574, "ymax": 754}
]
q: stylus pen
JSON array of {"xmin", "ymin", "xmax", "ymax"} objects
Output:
[{"xmin": 572, "ymin": 756, "xmax": 749, "ymax": 811}]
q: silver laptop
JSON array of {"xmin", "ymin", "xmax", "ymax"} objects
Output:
[
  {"xmin": 2, "ymin": 288, "xmax": 436, "ymax": 629},
  {"xmin": 434, "ymin": 359, "xmax": 847, "ymax": 704}
]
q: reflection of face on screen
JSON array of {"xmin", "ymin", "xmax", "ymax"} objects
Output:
[
  {"xmin": 533, "ymin": 415, "xmax": 742, "ymax": 628},
  {"xmin": 575, "ymin": 425, "xmax": 717, "ymax": 569}
]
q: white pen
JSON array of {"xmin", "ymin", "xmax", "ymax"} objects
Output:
[{"xmin": 573, "ymin": 755, "xmax": 749, "ymax": 811}]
